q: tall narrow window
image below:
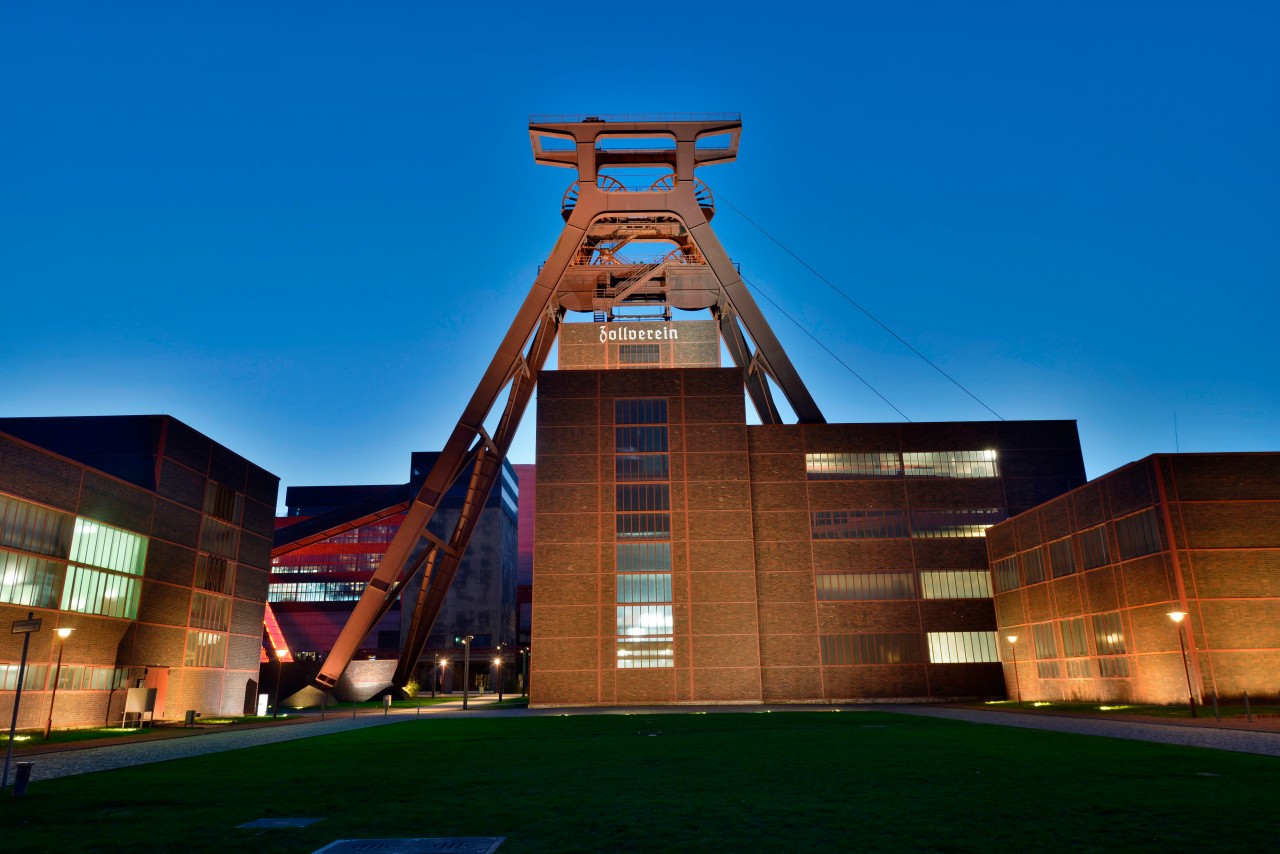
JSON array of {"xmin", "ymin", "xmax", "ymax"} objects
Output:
[
  {"xmin": 1079, "ymin": 526, "xmax": 1110, "ymax": 570},
  {"xmin": 1049, "ymin": 538, "xmax": 1075, "ymax": 578},
  {"xmin": 615, "ymin": 400, "xmax": 672, "ymax": 668},
  {"xmin": 1033, "ymin": 623, "xmax": 1060, "ymax": 679},
  {"xmin": 1115, "ymin": 509, "xmax": 1163, "ymax": 560}
]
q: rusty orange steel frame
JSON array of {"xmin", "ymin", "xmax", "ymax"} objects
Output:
[{"xmin": 279, "ymin": 115, "xmax": 825, "ymax": 690}]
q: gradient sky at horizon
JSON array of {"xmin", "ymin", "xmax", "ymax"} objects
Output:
[{"xmin": 2, "ymin": 3, "xmax": 1277, "ymax": 512}]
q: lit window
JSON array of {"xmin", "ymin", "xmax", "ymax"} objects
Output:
[
  {"xmin": 617, "ymin": 574, "xmax": 672, "ymax": 603},
  {"xmin": 810, "ymin": 510, "xmax": 908, "ymax": 540},
  {"xmin": 920, "ymin": 570, "xmax": 992, "ymax": 599},
  {"xmin": 902, "ymin": 450, "xmax": 999, "ymax": 479},
  {"xmin": 0, "ymin": 664, "xmax": 49, "ymax": 691},
  {"xmin": 60, "ymin": 566, "xmax": 141, "ymax": 619},
  {"xmin": 0, "ymin": 495, "xmax": 74, "ymax": 557},
  {"xmin": 816, "ymin": 572, "xmax": 916, "ymax": 601},
  {"xmin": 0, "ymin": 550, "xmax": 64, "ymax": 608},
  {"xmin": 804, "ymin": 453, "xmax": 900, "ymax": 480},
  {"xmin": 927, "ymin": 631, "xmax": 999, "ymax": 663},
  {"xmin": 184, "ymin": 630, "xmax": 227, "ymax": 668},
  {"xmin": 69, "ymin": 518, "xmax": 147, "ymax": 575},
  {"xmin": 909, "ymin": 508, "xmax": 1005, "ymax": 539}
]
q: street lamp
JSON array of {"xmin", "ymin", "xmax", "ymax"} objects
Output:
[
  {"xmin": 433, "ymin": 655, "xmax": 444, "ymax": 698},
  {"xmin": 493, "ymin": 655, "xmax": 504, "ymax": 702},
  {"xmin": 271, "ymin": 645, "xmax": 288, "ymax": 719},
  {"xmin": 1005, "ymin": 634, "xmax": 1022, "ymax": 706},
  {"xmin": 43, "ymin": 627, "xmax": 73, "ymax": 739},
  {"xmin": 456, "ymin": 635, "xmax": 474, "ymax": 710},
  {"xmin": 1168, "ymin": 611, "xmax": 1197, "ymax": 717},
  {"xmin": 521, "ymin": 646, "xmax": 529, "ymax": 698}
]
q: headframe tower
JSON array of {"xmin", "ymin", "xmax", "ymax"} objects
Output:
[{"xmin": 274, "ymin": 114, "xmax": 825, "ymax": 690}]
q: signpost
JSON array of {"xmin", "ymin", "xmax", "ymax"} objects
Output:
[{"xmin": 3, "ymin": 613, "xmax": 40, "ymax": 792}]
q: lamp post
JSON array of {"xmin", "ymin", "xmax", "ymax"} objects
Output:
[
  {"xmin": 1005, "ymin": 634, "xmax": 1022, "ymax": 706},
  {"xmin": 458, "ymin": 635, "xmax": 473, "ymax": 710},
  {"xmin": 271, "ymin": 645, "xmax": 288, "ymax": 719},
  {"xmin": 432, "ymin": 655, "xmax": 442, "ymax": 698},
  {"xmin": 43, "ymin": 627, "xmax": 74, "ymax": 739},
  {"xmin": 493, "ymin": 655, "xmax": 504, "ymax": 702},
  {"xmin": 1168, "ymin": 611, "xmax": 1197, "ymax": 718},
  {"xmin": 521, "ymin": 646, "xmax": 529, "ymax": 698}
]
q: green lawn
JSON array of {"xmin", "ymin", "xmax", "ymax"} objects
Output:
[
  {"xmin": 2, "ymin": 727, "xmax": 153, "ymax": 747},
  {"xmin": 2, "ymin": 711, "xmax": 1276, "ymax": 853}
]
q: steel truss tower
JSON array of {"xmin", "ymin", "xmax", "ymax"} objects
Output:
[{"xmin": 274, "ymin": 114, "xmax": 825, "ymax": 691}]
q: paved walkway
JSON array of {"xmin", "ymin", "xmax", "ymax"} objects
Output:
[
  {"xmin": 879, "ymin": 704, "xmax": 1280, "ymax": 757},
  {"xmin": 11, "ymin": 700, "xmax": 1279, "ymax": 784}
]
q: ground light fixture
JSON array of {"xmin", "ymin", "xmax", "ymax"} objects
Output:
[
  {"xmin": 1168, "ymin": 611, "xmax": 1197, "ymax": 717},
  {"xmin": 1005, "ymin": 635, "xmax": 1022, "ymax": 706},
  {"xmin": 43, "ymin": 627, "xmax": 74, "ymax": 739}
]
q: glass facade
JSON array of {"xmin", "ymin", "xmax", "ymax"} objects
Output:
[
  {"xmin": 919, "ymin": 570, "xmax": 992, "ymax": 599},
  {"xmin": 815, "ymin": 572, "xmax": 916, "ymax": 601},
  {"xmin": 804, "ymin": 450, "xmax": 998, "ymax": 480},
  {"xmin": 810, "ymin": 508, "xmax": 1005, "ymax": 540},
  {"xmin": 927, "ymin": 631, "xmax": 999, "ymax": 663}
]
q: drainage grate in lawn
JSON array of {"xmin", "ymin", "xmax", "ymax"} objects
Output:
[
  {"xmin": 238, "ymin": 817, "xmax": 325, "ymax": 828},
  {"xmin": 312, "ymin": 838, "xmax": 504, "ymax": 854}
]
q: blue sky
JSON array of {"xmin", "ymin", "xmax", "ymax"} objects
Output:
[{"xmin": 2, "ymin": 3, "xmax": 1277, "ymax": 511}]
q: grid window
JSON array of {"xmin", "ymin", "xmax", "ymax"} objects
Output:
[
  {"xmin": 0, "ymin": 550, "xmax": 65, "ymax": 608},
  {"xmin": 0, "ymin": 664, "xmax": 49, "ymax": 691},
  {"xmin": 616, "ymin": 543, "xmax": 672, "ymax": 573},
  {"xmin": 1098, "ymin": 658, "xmax": 1131, "ymax": 678},
  {"xmin": 927, "ymin": 631, "xmax": 999, "ymax": 664},
  {"xmin": 920, "ymin": 570, "xmax": 992, "ymax": 599},
  {"xmin": 69, "ymin": 519, "xmax": 147, "ymax": 576},
  {"xmin": 1079, "ymin": 526, "xmax": 1110, "ymax": 570},
  {"xmin": 617, "ymin": 573, "xmax": 672, "ymax": 603},
  {"xmin": 203, "ymin": 482, "xmax": 244, "ymax": 525},
  {"xmin": 55, "ymin": 665, "xmax": 129, "ymax": 691},
  {"xmin": 804, "ymin": 453, "xmax": 901, "ymax": 480},
  {"xmin": 615, "ymin": 399, "xmax": 668, "ymax": 425},
  {"xmin": 619, "ymin": 343, "xmax": 661, "ymax": 366},
  {"xmin": 992, "ymin": 557, "xmax": 1019, "ymax": 593},
  {"xmin": 816, "ymin": 572, "xmax": 916, "ymax": 601},
  {"xmin": 1021, "ymin": 548, "xmax": 1047, "ymax": 585},
  {"xmin": 195, "ymin": 555, "xmax": 235, "ymax": 595},
  {"xmin": 200, "ymin": 516, "xmax": 239, "ymax": 560},
  {"xmin": 616, "ymin": 484, "xmax": 670, "ymax": 512},
  {"xmin": 184, "ymin": 630, "xmax": 227, "ymax": 668},
  {"xmin": 909, "ymin": 508, "xmax": 1005, "ymax": 539},
  {"xmin": 810, "ymin": 510, "xmax": 908, "ymax": 540},
  {"xmin": 1091, "ymin": 611, "xmax": 1127, "ymax": 655},
  {"xmin": 615, "ymin": 427, "xmax": 669, "ymax": 453},
  {"xmin": 617, "ymin": 605, "xmax": 673, "ymax": 637},
  {"xmin": 617, "ymin": 638, "xmax": 673, "ymax": 668},
  {"xmin": 0, "ymin": 495, "xmax": 74, "ymax": 558},
  {"xmin": 615, "ymin": 513, "xmax": 671, "ymax": 539},
  {"xmin": 268, "ymin": 581, "xmax": 365, "ymax": 602},
  {"xmin": 60, "ymin": 566, "xmax": 141, "ymax": 619},
  {"xmin": 1061, "ymin": 618, "xmax": 1089, "ymax": 658},
  {"xmin": 903, "ymin": 450, "xmax": 999, "ymax": 479},
  {"xmin": 1049, "ymin": 538, "xmax": 1075, "ymax": 578},
  {"xmin": 820, "ymin": 634, "xmax": 923, "ymax": 665},
  {"xmin": 616, "ymin": 454, "xmax": 669, "ymax": 481},
  {"xmin": 1066, "ymin": 659, "xmax": 1092, "ymax": 679},
  {"xmin": 1116, "ymin": 509, "xmax": 1163, "ymax": 560},
  {"xmin": 1032, "ymin": 623, "xmax": 1061, "ymax": 679},
  {"xmin": 271, "ymin": 553, "xmax": 381, "ymax": 574},
  {"xmin": 190, "ymin": 591, "xmax": 232, "ymax": 632}
]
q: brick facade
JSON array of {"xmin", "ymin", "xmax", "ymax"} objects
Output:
[{"xmin": 0, "ymin": 416, "xmax": 278, "ymax": 728}]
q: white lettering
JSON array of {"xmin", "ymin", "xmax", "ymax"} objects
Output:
[{"xmin": 599, "ymin": 326, "xmax": 608, "ymax": 343}]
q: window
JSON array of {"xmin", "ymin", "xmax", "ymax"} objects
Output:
[
  {"xmin": 1020, "ymin": 548, "xmax": 1047, "ymax": 585},
  {"xmin": 268, "ymin": 581, "xmax": 366, "ymax": 603},
  {"xmin": 60, "ymin": 566, "xmax": 141, "ymax": 619},
  {"xmin": 0, "ymin": 495, "xmax": 74, "ymax": 557},
  {"xmin": 1116, "ymin": 509, "xmax": 1163, "ymax": 560},
  {"xmin": 200, "ymin": 516, "xmax": 239, "ymax": 560},
  {"xmin": 190, "ymin": 591, "xmax": 232, "ymax": 632},
  {"xmin": 184, "ymin": 630, "xmax": 227, "ymax": 668},
  {"xmin": 804, "ymin": 453, "xmax": 901, "ymax": 480},
  {"xmin": 619, "ymin": 343, "xmax": 661, "ymax": 366},
  {"xmin": 815, "ymin": 572, "xmax": 916, "ymax": 601},
  {"xmin": 616, "ymin": 484, "xmax": 670, "ymax": 512},
  {"xmin": 1079, "ymin": 526, "xmax": 1110, "ymax": 570},
  {"xmin": 0, "ymin": 550, "xmax": 64, "ymax": 608},
  {"xmin": 0, "ymin": 663, "xmax": 49, "ymax": 691},
  {"xmin": 195, "ymin": 555, "xmax": 235, "ymax": 595},
  {"xmin": 1049, "ymin": 538, "xmax": 1075, "ymax": 578},
  {"xmin": 1061, "ymin": 617, "xmax": 1090, "ymax": 677},
  {"xmin": 903, "ymin": 450, "xmax": 999, "ymax": 479},
  {"xmin": 810, "ymin": 510, "xmax": 908, "ymax": 540},
  {"xmin": 69, "ymin": 518, "xmax": 147, "ymax": 576},
  {"xmin": 909, "ymin": 508, "xmax": 1005, "ymax": 538},
  {"xmin": 927, "ymin": 631, "xmax": 999, "ymax": 663},
  {"xmin": 991, "ymin": 557, "xmax": 1019, "ymax": 593},
  {"xmin": 271, "ymin": 553, "xmax": 381, "ymax": 574},
  {"xmin": 615, "ymin": 399, "xmax": 672, "ymax": 668},
  {"xmin": 1033, "ymin": 623, "xmax": 1061, "ymax": 679},
  {"xmin": 203, "ymin": 482, "xmax": 243, "ymax": 525},
  {"xmin": 55, "ymin": 665, "xmax": 129, "ymax": 691},
  {"xmin": 1091, "ymin": 611, "xmax": 1130, "ymax": 676},
  {"xmin": 820, "ymin": 634, "xmax": 923, "ymax": 665},
  {"xmin": 920, "ymin": 570, "xmax": 992, "ymax": 599}
]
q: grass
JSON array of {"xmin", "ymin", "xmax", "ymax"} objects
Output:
[
  {"xmin": 3, "ymin": 727, "xmax": 153, "ymax": 746},
  {"xmin": 2, "ymin": 711, "xmax": 1276, "ymax": 853},
  {"xmin": 979, "ymin": 699, "xmax": 1280, "ymax": 719}
]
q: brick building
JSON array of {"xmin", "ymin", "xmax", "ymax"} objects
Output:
[
  {"xmin": 0, "ymin": 416, "xmax": 278, "ymax": 728},
  {"xmin": 987, "ymin": 453, "xmax": 1280, "ymax": 705},
  {"xmin": 530, "ymin": 364, "xmax": 1086, "ymax": 706}
]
